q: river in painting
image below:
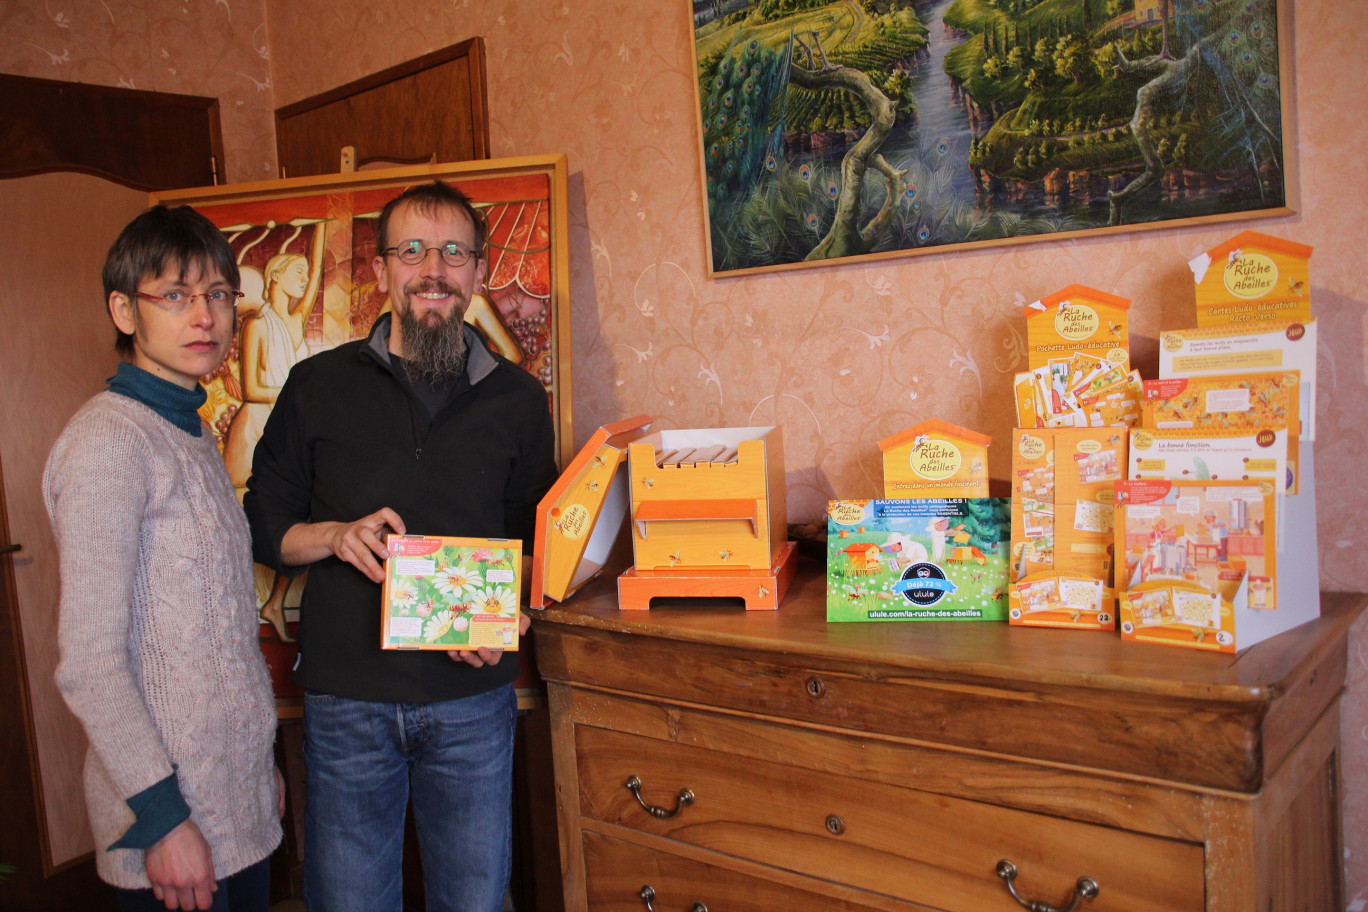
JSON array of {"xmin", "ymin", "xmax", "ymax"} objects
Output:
[{"xmin": 695, "ymin": 0, "xmax": 1286, "ymax": 273}]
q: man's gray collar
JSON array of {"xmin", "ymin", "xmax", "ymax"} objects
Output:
[{"xmin": 366, "ymin": 312, "xmax": 498, "ymax": 385}]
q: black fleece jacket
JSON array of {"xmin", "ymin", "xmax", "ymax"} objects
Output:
[{"xmin": 244, "ymin": 315, "xmax": 557, "ymax": 702}]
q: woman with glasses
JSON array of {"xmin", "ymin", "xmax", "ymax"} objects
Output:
[{"xmin": 44, "ymin": 206, "xmax": 283, "ymax": 912}]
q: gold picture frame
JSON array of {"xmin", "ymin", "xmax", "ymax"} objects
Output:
[{"xmin": 153, "ymin": 154, "xmax": 572, "ymax": 700}]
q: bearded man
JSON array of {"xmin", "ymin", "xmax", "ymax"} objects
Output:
[{"xmin": 244, "ymin": 181, "xmax": 557, "ymax": 912}]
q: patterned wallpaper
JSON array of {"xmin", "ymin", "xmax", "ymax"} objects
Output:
[
  {"xmin": 3, "ymin": 0, "xmax": 1366, "ymax": 900},
  {"xmin": 268, "ymin": 5, "xmax": 1368, "ymax": 896},
  {"xmin": 0, "ymin": 0, "xmax": 276, "ymax": 183}
]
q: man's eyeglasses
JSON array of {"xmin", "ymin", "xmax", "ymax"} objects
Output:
[
  {"xmin": 135, "ymin": 290, "xmax": 244, "ymax": 315},
  {"xmin": 381, "ymin": 240, "xmax": 479, "ymax": 268}
]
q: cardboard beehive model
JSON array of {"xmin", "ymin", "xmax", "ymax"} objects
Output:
[
  {"xmin": 620, "ymin": 425, "xmax": 797, "ymax": 609},
  {"xmin": 878, "ymin": 418, "xmax": 991, "ymax": 499},
  {"xmin": 530, "ymin": 415, "xmax": 653, "ymax": 607},
  {"xmin": 1188, "ymin": 230, "xmax": 1313, "ymax": 328}
]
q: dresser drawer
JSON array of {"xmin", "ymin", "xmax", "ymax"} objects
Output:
[
  {"xmin": 583, "ymin": 830, "xmax": 933, "ymax": 912},
  {"xmin": 539, "ymin": 623, "xmax": 1267, "ymax": 791},
  {"xmin": 575, "ymin": 726, "xmax": 1204, "ymax": 912}
]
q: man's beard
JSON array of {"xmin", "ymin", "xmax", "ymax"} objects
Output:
[{"xmin": 395, "ymin": 282, "xmax": 468, "ymax": 386}]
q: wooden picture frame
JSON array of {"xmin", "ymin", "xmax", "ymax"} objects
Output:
[
  {"xmin": 691, "ymin": 0, "xmax": 1294, "ymax": 276},
  {"xmin": 152, "ymin": 155, "xmax": 572, "ymax": 699}
]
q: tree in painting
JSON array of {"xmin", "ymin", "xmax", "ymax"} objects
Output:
[{"xmin": 694, "ymin": 0, "xmax": 1287, "ymax": 273}]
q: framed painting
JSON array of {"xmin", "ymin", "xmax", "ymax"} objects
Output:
[
  {"xmin": 152, "ymin": 155, "xmax": 571, "ymax": 699},
  {"xmin": 690, "ymin": 0, "xmax": 1294, "ymax": 276}
]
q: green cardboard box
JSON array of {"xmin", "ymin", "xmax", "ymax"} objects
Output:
[{"xmin": 826, "ymin": 498, "xmax": 1011, "ymax": 622}]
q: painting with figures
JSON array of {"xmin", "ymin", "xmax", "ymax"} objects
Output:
[{"xmin": 153, "ymin": 157, "xmax": 571, "ymax": 697}]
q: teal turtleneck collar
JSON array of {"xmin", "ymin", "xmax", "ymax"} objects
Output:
[{"xmin": 106, "ymin": 362, "xmax": 207, "ymax": 437}]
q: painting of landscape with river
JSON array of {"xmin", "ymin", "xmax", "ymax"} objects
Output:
[{"xmin": 691, "ymin": 0, "xmax": 1291, "ymax": 275}]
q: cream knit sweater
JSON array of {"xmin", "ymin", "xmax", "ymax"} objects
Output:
[{"xmin": 44, "ymin": 392, "xmax": 281, "ymax": 889}]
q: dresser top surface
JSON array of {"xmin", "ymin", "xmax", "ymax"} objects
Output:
[{"xmin": 532, "ymin": 557, "xmax": 1364, "ymax": 705}]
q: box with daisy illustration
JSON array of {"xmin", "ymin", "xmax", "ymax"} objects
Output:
[{"xmin": 381, "ymin": 534, "xmax": 522, "ymax": 651}]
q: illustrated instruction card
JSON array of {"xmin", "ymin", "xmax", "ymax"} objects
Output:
[
  {"xmin": 1158, "ymin": 320, "xmax": 1316, "ymax": 440},
  {"xmin": 1141, "ymin": 370, "xmax": 1300, "ymax": 492}
]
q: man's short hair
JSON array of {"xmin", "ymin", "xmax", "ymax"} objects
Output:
[
  {"xmin": 103, "ymin": 205, "xmax": 240, "ymax": 356},
  {"xmin": 375, "ymin": 181, "xmax": 486, "ymax": 259}
]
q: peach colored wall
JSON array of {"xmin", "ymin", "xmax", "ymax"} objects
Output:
[
  {"xmin": 0, "ymin": 0, "xmax": 277, "ymax": 183},
  {"xmin": 2, "ymin": 0, "xmax": 1364, "ymax": 899},
  {"xmin": 265, "ymin": 1, "xmax": 1368, "ymax": 899}
]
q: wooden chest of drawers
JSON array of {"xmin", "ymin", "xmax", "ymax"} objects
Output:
[{"xmin": 532, "ymin": 560, "xmax": 1362, "ymax": 912}]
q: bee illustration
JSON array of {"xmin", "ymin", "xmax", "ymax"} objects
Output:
[
  {"xmin": 643, "ymin": 478, "xmax": 654, "ymax": 488},
  {"xmin": 592, "ymin": 454, "xmax": 607, "ymax": 468},
  {"xmin": 969, "ymin": 457, "xmax": 984, "ymax": 474},
  {"xmin": 914, "ymin": 434, "xmax": 930, "ymax": 449},
  {"xmin": 1288, "ymin": 277, "xmax": 1306, "ymax": 297},
  {"xmin": 669, "ymin": 552, "xmax": 682, "ymax": 566},
  {"xmin": 1228, "ymin": 248, "xmax": 1243, "ymax": 265},
  {"xmin": 1058, "ymin": 299, "xmax": 1071, "ymax": 314},
  {"xmin": 758, "ymin": 585, "xmax": 770, "ymax": 599},
  {"xmin": 1108, "ymin": 320, "xmax": 1123, "ymax": 338},
  {"xmin": 719, "ymin": 550, "xmax": 732, "ymax": 561},
  {"xmin": 585, "ymin": 480, "xmax": 599, "ymax": 491}
]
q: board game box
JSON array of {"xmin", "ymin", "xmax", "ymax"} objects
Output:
[
  {"xmin": 826, "ymin": 498, "xmax": 1010, "ymax": 622},
  {"xmin": 381, "ymin": 534, "xmax": 522, "ymax": 651}
]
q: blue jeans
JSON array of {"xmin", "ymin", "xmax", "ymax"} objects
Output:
[
  {"xmin": 115, "ymin": 856, "xmax": 269, "ymax": 912},
  {"xmin": 301, "ymin": 684, "xmax": 516, "ymax": 912}
]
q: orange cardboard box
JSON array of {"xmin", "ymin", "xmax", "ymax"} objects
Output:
[
  {"xmin": 1022, "ymin": 284, "xmax": 1131, "ymax": 372},
  {"xmin": 1008, "ymin": 427, "xmax": 1125, "ymax": 631},
  {"xmin": 530, "ymin": 415, "xmax": 652, "ymax": 606},
  {"xmin": 1188, "ymin": 231, "xmax": 1312, "ymax": 328},
  {"xmin": 880, "ymin": 419, "xmax": 990, "ymax": 499}
]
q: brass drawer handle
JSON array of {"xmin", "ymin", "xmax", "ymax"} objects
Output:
[
  {"xmin": 639, "ymin": 884, "xmax": 707, "ymax": 912},
  {"xmin": 996, "ymin": 860, "xmax": 1099, "ymax": 912},
  {"xmin": 626, "ymin": 775, "xmax": 695, "ymax": 818}
]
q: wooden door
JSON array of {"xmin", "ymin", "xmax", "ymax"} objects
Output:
[
  {"xmin": 0, "ymin": 173, "xmax": 147, "ymax": 874},
  {"xmin": 0, "ymin": 73, "xmax": 224, "ymax": 190},
  {"xmin": 275, "ymin": 38, "xmax": 490, "ymax": 178},
  {"xmin": 0, "ymin": 449, "xmax": 113, "ymax": 907}
]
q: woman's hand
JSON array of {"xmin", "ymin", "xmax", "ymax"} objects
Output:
[{"xmin": 144, "ymin": 819, "xmax": 215, "ymax": 910}]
